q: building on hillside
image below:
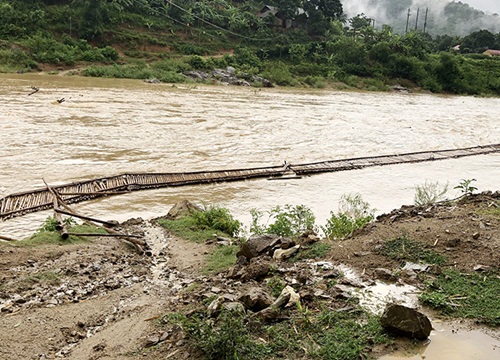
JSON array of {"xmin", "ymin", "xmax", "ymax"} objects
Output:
[
  {"xmin": 258, "ymin": 5, "xmax": 308, "ymax": 29},
  {"xmin": 483, "ymin": 49, "xmax": 500, "ymax": 57}
]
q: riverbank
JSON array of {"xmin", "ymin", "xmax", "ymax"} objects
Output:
[{"xmin": 0, "ymin": 192, "xmax": 498, "ymax": 359}]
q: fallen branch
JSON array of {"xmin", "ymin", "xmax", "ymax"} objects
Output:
[
  {"xmin": 54, "ymin": 208, "xmax": 119, "ymax": 228},
  {"xmin": 44, "ymin": 179, "xmax": 69, "ymax": 240},
  {"xmin": 68, "ymin": 232, "xmax": 142, "ymax": 238},
  {"xmin": 28, "ymin": 87, "xmax": 39, "ymax": 96},
  {"xmin": 0, "ymin": 235, "xmax": 17, "ymax": 242},
  {"xmin": 42, "ymin": 181, "xmax": 147, "ymax": 251}
]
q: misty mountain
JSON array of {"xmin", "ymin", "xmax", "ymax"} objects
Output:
[{"xmin": 341, "ymin": 0, "xmax": 500, "ymax": 35}]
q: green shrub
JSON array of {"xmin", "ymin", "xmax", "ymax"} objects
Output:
[
  {"xmin": 192, "ymin": 206, "xmax": 241, "ymax": 237},
  {"xmin": 170, "ymin": 310, "xmax": 267, "ymax": 360},
  {"xmin": 261, "ymin": 61, "xmax": 294, "ymax": 86},
  {"xmin": 189, "ymin": 55, "xmax": 207, "ymax": 69},
  {"xmin": 322, "ymin": 194, "xmax": 374, "ymax": 240},
  {"xmin": 250, "ymin": 204, "xmax": 316, "ymax": 238}
]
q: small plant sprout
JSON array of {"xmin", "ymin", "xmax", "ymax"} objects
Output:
[
  {"xmin": 414, "ymin": 180, "xmax": 449, "ymax": 206},
  {"xmin": 454, "ymin": 178, "xmax": 478, "ymax": 196}
]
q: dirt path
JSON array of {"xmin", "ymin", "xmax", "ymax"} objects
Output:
[{"xmin": 0, "ymin": 221, "xmax": 211, "ymax": 360}]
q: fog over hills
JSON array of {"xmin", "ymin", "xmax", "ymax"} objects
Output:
[{"xmin": 341, "ymin": 0, "xmax": 500, "ymax": 35}]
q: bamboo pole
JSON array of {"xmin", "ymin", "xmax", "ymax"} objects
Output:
[
  {"xmin": 54, "ymin": 208, "xmax": 119, "ymax": 228},
  {"xmin": 0, "ymin": 235, "xmax": 17, "ymax": 242}
]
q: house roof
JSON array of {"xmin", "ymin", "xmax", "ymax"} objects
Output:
[{"xmin": 483, "ymin": 49, "xmax": 500, "ymax": 56}]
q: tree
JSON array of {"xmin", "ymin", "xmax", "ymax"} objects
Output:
[
  {"xmin": 461, "ymin": 29, "xmax": 496, "ymax": 53},
  {"xmin": 308, "ymin": 0, "xmax": 343, "ymax": 21}
]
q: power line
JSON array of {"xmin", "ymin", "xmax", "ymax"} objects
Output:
[{"xmin": 165, "ymin": 0, "xmax": 279, "ymax": 42}]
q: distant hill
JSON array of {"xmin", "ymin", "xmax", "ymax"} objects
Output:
[{"xmin": 342, "ymin": 0, "xmax": 500, "ymax": 35}]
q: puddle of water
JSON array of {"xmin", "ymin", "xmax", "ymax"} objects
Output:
[
  {"xmin": 379, "ymin": 321, "xmax": 500, "ymax": 360},
  {"xmin": 332, "ymin": 263, "xmax": 500, "ymax": 360}
]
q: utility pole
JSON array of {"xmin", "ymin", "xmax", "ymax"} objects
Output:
[
  {"xmin": 415, "ymin": 8, "xmax": 420, "ymax": 31},
  {"xmin": 405, "ymin": 9, "xmax": 411, "ymax": 34},
  {"xmin": 423, "ymin": 8, "xmax": 429, "ymax": 33}
]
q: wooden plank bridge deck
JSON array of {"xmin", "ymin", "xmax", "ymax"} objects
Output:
[{"xmin": 1, "ymin": 144, "xmax": 499, "ymax": 221}]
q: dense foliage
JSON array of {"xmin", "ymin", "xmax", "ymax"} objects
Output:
[{"xmin": 0, "ymin": 0, "xmax": 499, "ymax": 95}]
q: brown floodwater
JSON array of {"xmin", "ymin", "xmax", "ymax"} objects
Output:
[
  {"xmin": 1, "ymin": 73, "xmax": 499, "ymax": 236},
  {"xmin": 0, "ymin": 73, "xmax": 499, "ymax": 358}
]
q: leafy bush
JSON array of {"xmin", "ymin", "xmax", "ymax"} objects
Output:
[
  {"xmin": 168, "ymin": 310, "xmax": 266, "ymax": 360},
  {"xmin": 414, "ymin": 180, "xmax": 448, "ymax": 206},
  {"xmin": 322, "ymin": 194, "xmax": 374, "ymax": 240},
  {"xmin": 250, "ymin": 204, "xmax": 316, "ymax": 238},
  {"xmin": 192, "ymin": 206, "xmax": 241, "ymax": 237}
]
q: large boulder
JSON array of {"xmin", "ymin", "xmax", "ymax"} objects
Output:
[
  {"xmin": 165, "ymin": 200, "xmax": 203, "ymax": 220},
  {"xmin": 237, "ymin": 234, "xmax": 282, "ymax": 260},
  {"xmin": 380, "ymin": 304, "xmax": 432, "ymax": 340}
]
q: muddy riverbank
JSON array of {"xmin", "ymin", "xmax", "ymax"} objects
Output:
[{"xmin": 0, "ymin": 193, "xmax": 498, "ymax": 359}]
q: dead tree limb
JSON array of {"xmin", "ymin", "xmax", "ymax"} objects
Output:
[
  {"xmin": 68, "ymin": 233, "xmax": 143, "ymax": 238},
  {"xmin": 28, "ymin": 87, "xmax": 39, "ymax": 96},
  {"xmin": 54, "ymin": 208, "xmax": 119, "ymax": 228},
  {"xmin": 0, "ymin": 235, "xmax": 17, "ymax": 242},
  {"xmin": 42, "ymin": 179, "xmax": 147, "ymax": 252},
  {"xmin": 44, "ymin": 179, "xmax": 69, "ymax": 240}
]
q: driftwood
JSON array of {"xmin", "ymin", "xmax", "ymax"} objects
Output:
[
  {"xmin": 54, "ymin": 208, "xmax": 119, "ymax": 228},
  {"xmin": 46, "ymin": 185, "xmax": 147, "ymax": 251},
  {"xmin": 67, "ymin": 233, "xmax": 143, "ymax": 238},
  {"xmin": 44, "ymin": 179, "xmax": 69, "ymax": 240},
  {"xmin": 0, "ymin": 235, "xmax": 16, "ymax": 242},
  {"xmin": 28, "ymin": 87, "xmax": 39, "ymax": 96}
]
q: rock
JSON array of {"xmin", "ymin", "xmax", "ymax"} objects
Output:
[
  {"xmin": 237, "ymin": 287, "xmax": 274, "ymax": 312},
  {"xmin": 474, "ymin": 264, "xmax": 493, "ymax": 272},
  {"xmin": 165, "ymin": 200, "xmax": 203, "ymax": 220},
  {"xmin": 373, "ymin": 268, "xmax": 396, "ymax": 281},
  {"xmin": 222, "ymin": 301, "xmax": 246, "ymax": 314},
  {"xmin": 402, "ymin": 262, "xmax": 429, "ymax": 272},
  {"xmin": 143, "ymin": 78, "xmax": 161, "ymax": 84},
  {"xmin": 472, "ymin": 232, "xmax": 480, "ymax": 240},
  {"xmin": 207, "ymin": 296, "xmax": 225, "ymax": 317},
  {"xmin": 393, "ymin": 85, "xmax": 411, "ymax": 93},
  {"xmin": 278, "ymin": 285, "xmax": 300, "ymax": 307},
  {"xmin": 273, "ymin": 245, "xmax": 300, "ymax": 260},
  {"xmin": 237, "ymin": 234, "xmax": 281, "ymax": 260},
  {"xmin": 241, "ymin": 257, "xmax": 273, "ymax": 281},
  {"xmin": 380, "ymin": 304, "xmax": 432, "ymax": 340}
]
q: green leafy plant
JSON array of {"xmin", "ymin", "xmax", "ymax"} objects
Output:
[
  {"xmin": 38, "ymin": 216, "xmax": 75, "ymax": 232},
  {"xmin": 249, "ymin": 204, "xmax": 316, "ymax": 238},
  {"xmin": 192, "ymin": 206, "xmax": 241, "ymax": 237},
  {"xmin": 322, "ymin": 193, "xmax": 374, "ymax": 240},
  {"xmin": 414, "ymin": 180, "xmax": 449, "ymax": 206},
  {"xmin": 158, "ymin": 205, "xmax": 241, "ymax": 242},
  {"xmin": 167, "ymin": 310, "xmax": 267, "ymax": 360},
  {"xmin": 454, "ymin": 178, "xmax": 478, "ymax": 196},
  {"xmin": 267, "ymin": 276, "xmax": 286, "ymax": 297}
]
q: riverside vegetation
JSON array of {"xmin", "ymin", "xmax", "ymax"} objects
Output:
[{"xmin": 1, "ymin": 1, "xmax": 500, "ymax": 95}]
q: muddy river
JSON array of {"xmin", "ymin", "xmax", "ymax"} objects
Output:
[{"xmin": 0, "ymin": 74, "xmax": 499, "ymax": 358}]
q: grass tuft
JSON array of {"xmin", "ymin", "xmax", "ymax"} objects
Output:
[{"xmin": 420, "ymin": 270, "xmax": 500, "ymax": 326}]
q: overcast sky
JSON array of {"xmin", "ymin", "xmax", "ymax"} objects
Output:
[{"xmin": 462, "ymin": 0, "xmax": 500, "ymax": 13}]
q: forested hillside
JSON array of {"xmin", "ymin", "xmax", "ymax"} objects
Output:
[{"xmin": 1, "ymin": 0, "xmax": 499, "ymax": 95}]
